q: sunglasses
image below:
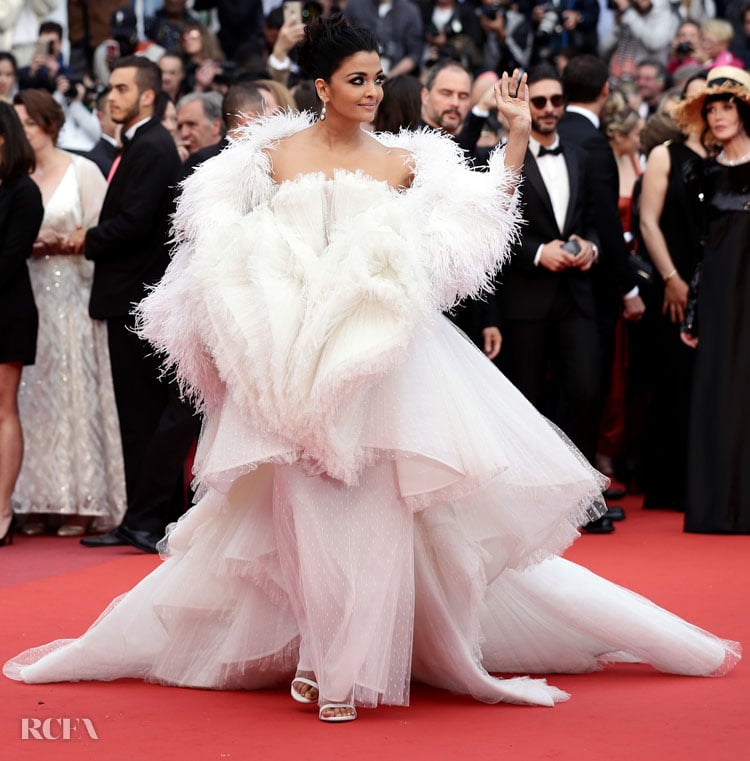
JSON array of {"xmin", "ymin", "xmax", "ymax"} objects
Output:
[{"xmin": 530, "ymin": 94, "xmax": 565, "ymax": 108}]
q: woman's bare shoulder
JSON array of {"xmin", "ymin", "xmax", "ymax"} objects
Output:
[
  {"xmin": 368, "ymin": 141, "xmax": 415, "ymax": 189},
  {"xmin": 263, "ymin": 127, "xmax": 317, "ymax": 182}
]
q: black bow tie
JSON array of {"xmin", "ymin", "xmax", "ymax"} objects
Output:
[{"xmin": 537, "ymin": 144, "xmax": 563, "ymax": 157}]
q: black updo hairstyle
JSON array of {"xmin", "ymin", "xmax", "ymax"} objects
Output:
[{"xmin": 297, "ymin": 14, "xmax": 379, "ymax": 84}]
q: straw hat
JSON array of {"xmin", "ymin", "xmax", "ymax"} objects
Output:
[{"xmin": 674, "ymin": 66, "xmax": 750, "ymax": 136}]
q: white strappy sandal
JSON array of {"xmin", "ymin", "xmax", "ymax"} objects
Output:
[
  {"xmin": 290, "ymin": 676, "xmax": 319, "ymax": 704},
  {"xmin": 318, "ymin": 703, "xmax": 357, "ymax": 723}
]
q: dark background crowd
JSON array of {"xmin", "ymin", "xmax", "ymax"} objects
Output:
[{"xmin": 1, "ymin": 0, "xmax": 748, "ymax": 550}]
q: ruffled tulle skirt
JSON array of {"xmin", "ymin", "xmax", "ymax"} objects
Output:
[{"xmin": 3, "ymin": 319, "xmax": 740, "ymax": 706}]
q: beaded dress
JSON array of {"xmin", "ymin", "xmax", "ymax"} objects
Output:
[{"xmin": 12, "ymin": 154, "xmax": 126, "ymax": 530}]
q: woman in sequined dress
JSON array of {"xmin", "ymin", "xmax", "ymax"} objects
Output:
[{"xmin": 11, "ymin": 89, "xmax": 126, "ymax": 537}]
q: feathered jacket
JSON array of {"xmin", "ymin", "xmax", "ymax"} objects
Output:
[{"xmin": 137, "ymin": 112, "xmax": 522, "ymax": 487}]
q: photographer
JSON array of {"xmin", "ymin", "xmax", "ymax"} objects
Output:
[
  {"xmin": 52, "ymin": 74, "xmax": 101, "ymax": 151},
  {"xmin": 344, "ymin": 0, "xmax": 424, "ymax": 77},
  {"xmin": 600, "ymin": 0, "xmax": 678, "ymax": 80},
  {"xmin": 93, "ymin": 8, "xmax": 166, "ymax": 87},
  {"xmin": 529, "ymin": 0, "xmax": 599, "ymax": 64},
  {"xmin": 18, "ymin": 21, "xmax": 71, "ymax": 93},
  {"xmin": 667, "ymin": 19, "xmax": 703, "ymax": 75},
  {"xmin": 478, "ymin": 0, "xmax": 534, "ymax": 72},
  {"xmin": 419, "ymin": 0, "xmax": 485, "ymax": 73}
]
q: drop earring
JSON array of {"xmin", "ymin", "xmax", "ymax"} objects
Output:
[{"xmin": 320, "ymin": 102, "xmax": 327, "ymax": 121}]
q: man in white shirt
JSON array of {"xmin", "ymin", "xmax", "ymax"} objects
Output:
[{"xmin": 497, "ymin": 64, "xmax": 615, "ymax": 532}]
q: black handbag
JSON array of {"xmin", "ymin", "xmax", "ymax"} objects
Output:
[{"xmin": 630, "ymin": 252, "xmax": 654, "ymax": 288}]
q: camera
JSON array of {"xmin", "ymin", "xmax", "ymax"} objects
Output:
[
  {"xmin": 64, "ymin": 77, "xmax": 91, "ymax": 101},
  {"xmin": 34, "ymin": 39, "xmax": 55, "ymax": 57},
  {"xmin": 481, "ymin": 4, "xmax": 505, "ymax": 20},
  {"xmin": 675, "ymin": 41, "xmax": 694, "ymax": 55}
]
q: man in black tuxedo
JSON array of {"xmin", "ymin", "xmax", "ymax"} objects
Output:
[
  {"xmin": 69, "ymin": 56, "xmax": 198, "ymax": 553},
  {"xmin": 557, "ymin": 54, "xmax": 645, "ymax": 506},
  {"xmin": 557, "ymin": 55, "xmax": 645, "ymax": 325},
  {"xmin": 497, "ymin": 65, "xmax": 615, "ymax": 533},
  {"xmin": 419, "ymin": 59, "xmax": 502, "ymax": 361}
]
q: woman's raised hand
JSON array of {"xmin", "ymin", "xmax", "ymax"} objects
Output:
[{"xmin": 494, "ymin": 69, "xmax": 531, "ymax": 133}]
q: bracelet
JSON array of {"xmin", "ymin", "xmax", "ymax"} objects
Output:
[{"xmin": 663, "ymin": 269, "xmax": 678, "ymax": 282}]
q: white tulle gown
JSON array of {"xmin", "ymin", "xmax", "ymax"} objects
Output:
[{"xmin": 4, "ymin": 114, "xmax": 739, "ymax": 708}]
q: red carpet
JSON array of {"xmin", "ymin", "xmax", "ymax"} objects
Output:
[{"xmin": 1, "ymin": 498, "xmax": 746, "ymax": 761}]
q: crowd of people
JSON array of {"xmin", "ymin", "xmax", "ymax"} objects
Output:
[{"xmin": 0, "ymin": 0, "xmax": 748, "ymax": 560}]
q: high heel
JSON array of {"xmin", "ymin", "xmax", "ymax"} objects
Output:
[
  {"xmin": 57, "ymin": 517, "xmax": 92, "ymax": 537},
  {"xmin": 0, "ymin": 514, "xmax": 16, "ymax": 547},
  {"xmin": 20, "ymin": 517, "xmax": 45, "ymax": 536}
]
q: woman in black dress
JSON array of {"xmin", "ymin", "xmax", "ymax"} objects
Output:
[
  {"xmin": 675, "ymin": 66, "xmax": 750, "ymax": 533},
  {"xmin": 0, "ymin": 102, "xmax": 44, "ymax": 546},
  {"xmin": 637, "ymin": 74, "xmax": 707, "ymax": 511}
]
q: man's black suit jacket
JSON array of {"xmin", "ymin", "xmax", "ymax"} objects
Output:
[
  {"xmin": 499, "ymin": 143, "xmax": 598, "ymax": 321},
  {"xmin": 85, "ymin": 118, "xmax": 182, "ymax": 319},
  {"xmin": 181, "ymin": 137, "xmax": 229, "ymax": 179},
  {"xmin": 557, "ymin": 110, "xmax": 638, "ymax": 305},
  {"xmin": 83, "ymin": 137, "xmax": 118, "ymax": 178}
]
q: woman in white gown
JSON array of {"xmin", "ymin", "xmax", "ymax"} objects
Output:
[
  {"xmin": 4, "ymin": 19, "xmax": 739, "ymax": 722},
  {"xmin": 11, "ymin": 89, "xmax": 126, "ymax": 536}
]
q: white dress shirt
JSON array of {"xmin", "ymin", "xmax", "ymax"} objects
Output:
[{"xmin": 529, "ymin": 135, "xmax": 569, "ymax": 265}]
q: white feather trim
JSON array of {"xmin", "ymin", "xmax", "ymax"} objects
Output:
[
  {"xmin": 377, "ymin": 127, "xmax": 522, "ymax": 309},
  {"xmin": 136, "ymin": 113, "xmax": 523, "ymax": 481}
]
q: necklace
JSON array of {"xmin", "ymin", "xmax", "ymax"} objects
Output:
[{"xmin": 717, "ymin": 147, "xmax": 750, "ymax": 166}]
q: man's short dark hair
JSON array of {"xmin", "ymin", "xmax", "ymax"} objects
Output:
[
  {"xmin": 159, "ymin": 52, "xmax": 184, "ymax": 72},
  {"xmin": 95, "ymin": 87, "xmax": 110, "ymax": 112},
  {"xmin": 562, "ymin": 54, "xmax": 609, "ymax": 103},
  {"xmin": 527, "ymin": 64, "xmax": 562, "ymax": 88},
  {"xmin": 38, "ymin": 21, "xmax": 63, "ymax": 39},
  {"xmin": 223, "ymin": 82, "xmax": 266, "ymax": 127},
  {"xmin": 423, "ymin": 59, "xmax": 471, "ymax": 92},
  {"xmin": 637, "ymin": 58, "xmax": 667, "ymax": 82},
  {"xmin": 112, "ymin": 56, "xmax": 162, "ymax": 97}
]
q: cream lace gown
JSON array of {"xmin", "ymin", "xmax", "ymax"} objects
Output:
[
  {"xmin": 4, "ymin": 116, "xmax": 739, "ymax": 707},
  {"xmin": 12, "ymin": 154, "xmax": 126, "ymax": 531}
]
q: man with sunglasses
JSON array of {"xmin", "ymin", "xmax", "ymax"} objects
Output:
[{"xmin": 497, "ymin": 65, "xmax": 615, "ymax": 532}]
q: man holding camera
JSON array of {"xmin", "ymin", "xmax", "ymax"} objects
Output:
[
  {"xmin": 18, "ymin": 20, "xmax": 70, "ymax": 92},
  {"xmin": 496, "ymin": 65, "xmax": 614, "ymax": 531}
]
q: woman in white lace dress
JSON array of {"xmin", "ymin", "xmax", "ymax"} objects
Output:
[
  {"xmin": 3, "ymin": 19, "xmax": 739, "ymax": 722},
  {"xmin": 11, "ymin": 89, "xmax": 126, "ymax": 536}
]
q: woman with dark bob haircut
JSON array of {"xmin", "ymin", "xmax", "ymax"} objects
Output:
[
  {"xmin": 0, "ymin": 102, "xmax": 44, "ymax": 547},
  {"xmin": 5, "ymin": 17, "xmax": 739, "ymax": 723},
  {"xmin": 10, "ymin": 88, "xmax": 126, "ymax": 539},
  {"xmin": 12, "ymin": 89, "xmax": 65, "ymax": 144}
]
